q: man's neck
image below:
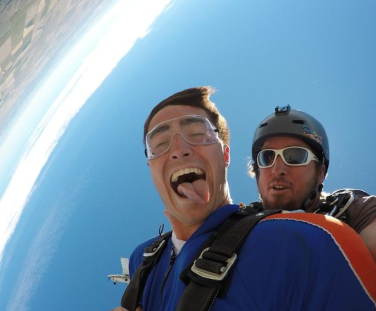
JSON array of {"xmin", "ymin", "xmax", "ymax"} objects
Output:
[
  {"xmin": 168, "ymin": 197, "xmax": 232, "ymax": 240},
  {"xmin": 170, "ymin": 220, "xmax": 202, "ymax": 241}
]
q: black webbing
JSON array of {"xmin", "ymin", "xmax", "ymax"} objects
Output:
[
  {"xmin": 176, "ymin": 209, "xmax": 281, "ymax": 311},
  {"xmin": 121, "ymin": 231, "xmax": 171, "ymax": 311},
  {"xmin": 175, "ymin": 283, "xmax": 219, "ymax": 311},
  {"xmin": 179, "ymin": 204, "xmax": 263, "ymax": 287}
]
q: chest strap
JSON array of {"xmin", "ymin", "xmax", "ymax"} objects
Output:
[
  {"xmin": 121, "ymin": 231, "xmax": 172, "ymax": 311},
  {"xmin": 176, "ymin": 205, "xmax": 282, "ymax": 311}
]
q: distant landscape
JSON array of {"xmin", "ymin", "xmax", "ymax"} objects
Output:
[{"xmin": 0, "ymin": 0, "xmax": 116, "ymax": 136}]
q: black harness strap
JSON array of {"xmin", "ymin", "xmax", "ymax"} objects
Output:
[
  {"xmin": 176, "ymin": 207, "xmax": 281, "ymax": 311},
  {"xmin": 314, "ymin": 188, "xmax": 368, "ymax": 223},
  {"xmin": 121, "ymin": 231, "xmax": 172, "ymax": 311},
  {"xmin": 121, "ymin": 204, "xmax": 281, "ymax": 311}
]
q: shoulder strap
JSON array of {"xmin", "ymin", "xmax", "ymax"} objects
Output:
[
  {"xmin": 121, "ymin": 231, "xmax": 172, "ymax": 311},
  {"xmin": 176, "ymin": 205, "xmax": 281, "ymax": 311},
  {"xmin": 315, "ymin": 188, "xmax": 369, "ymax": 223},
  {"xmin": 121, "ymin": 205, "xmax": 280, "ymax": 311}
]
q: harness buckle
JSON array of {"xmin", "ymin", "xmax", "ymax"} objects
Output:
[
  {"xmin": 332, "ymin": 190, "xmax": 355, "ymax": 219},
  {"xmin": 191, "ymin": 247, "xmax": 237, "ymax": 281},
  {"xmin": 143, "ymin": 239, "xmax": 166, "ymax": 257}
]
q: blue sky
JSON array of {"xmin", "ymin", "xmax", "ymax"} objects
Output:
[{"xmin": 0, "ymin": 0, "xmax": 375, "ymax": 310}]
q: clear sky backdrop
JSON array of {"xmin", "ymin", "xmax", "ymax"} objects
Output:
[{"xmin": 0, "ymin": 0, "xmax": 375, "ymax": 310}]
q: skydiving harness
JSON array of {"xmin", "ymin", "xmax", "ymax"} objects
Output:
[
  {"xmin": 313, "ymin": 188, "xmax": 368, "ymax": 223},
  {"xmin": 121, "ymin": 204, "xmax": 282, "ymax": 311}
]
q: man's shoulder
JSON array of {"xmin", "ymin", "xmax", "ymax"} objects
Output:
[
  {"xmin": 244, "ymin": 212, "xmax": 376, "ymax": 294},
  {"xmin": 260, "ymin": 212, "xmax": 355, "ymax": 237},
  {"xmin": 323, "ymin": 188, "xmax": 374, "ymax": 205},
  {"xmin": 131, "ymin": 234, "xmax": 168, "ymax": 258},
  {"xmin": 320, "ymin": 188, "xmax": 376, "ymax": 232},
  {"xmin": 259, "ymin": 213, "xmax": 374, "ymax": 269},
  {"xmin": 263, "ymin": 211, "xmax": 344, "ymax": 225},
  {"xmin": 332, "ymin": 188, "xmax": 371, "ymax": 197},
  {"xmin": 128, "ymin": 233, "xmax": 171, "ymax": 277},
  {"xmin": 250, "ymin": 212, "xmax": 370, "ymax": 260}
]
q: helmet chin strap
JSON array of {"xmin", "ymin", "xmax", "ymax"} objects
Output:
[{"xmin": 302, "ymin": 188, "xmax": 318, "ymax": 210}]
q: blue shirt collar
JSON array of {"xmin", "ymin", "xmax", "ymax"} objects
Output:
[{"xmin": 190, "ymin": 203, "xmax": 239, "ymax": 239}]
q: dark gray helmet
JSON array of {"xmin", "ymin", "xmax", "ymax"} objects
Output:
[{"xmin": 252, "ymin": 105, "xmax": 329, "ymax": 172}]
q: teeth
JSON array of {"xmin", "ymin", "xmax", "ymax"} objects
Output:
[
  {"xmin": 274, "ymin": 185, "xmax": 284, "ymax": 189},
  {"xmin": 171, "ymin": 168, "xmax": 204, "ymax": 183}
]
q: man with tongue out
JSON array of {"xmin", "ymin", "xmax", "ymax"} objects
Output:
[
  {"xmin": 113, "ymin": 87, "xmax": 376, "ymax": 311},
  {"xmin": 145, "ymin": 98, "xmax": 231, "ymax": 242}
]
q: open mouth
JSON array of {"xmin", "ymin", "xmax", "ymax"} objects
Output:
[
  {"xmin": 272, "ymin": 185, "xmax": 288, "ymax": 191},
  {"xmin": 171, "ymin": 168, "xmax": 206, "ymax": 197}
]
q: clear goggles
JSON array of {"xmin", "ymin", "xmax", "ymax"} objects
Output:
[
  {"xmin": 145, "ymin": 115, "xmax": 220, "ymax": 160},
  {"xmin": 257, "ymin": 146, "xmax": 319, "ymax": 168}
]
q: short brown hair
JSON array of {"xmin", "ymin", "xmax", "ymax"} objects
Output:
[{"xmin": 143, "ymin": 86, "xmax": 230, "ymax": 147}]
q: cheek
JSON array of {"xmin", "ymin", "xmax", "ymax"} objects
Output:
[
  {"xmin": 257, "ymin": 170, "xmax": 269, "ymax": 193},
  {"xmin": 294, "ymin": 168, "xmax": 317, "ymax": 189},
  {"xmin": 149, "ymin": 164, "xmax": 165, "ymax": 189}
]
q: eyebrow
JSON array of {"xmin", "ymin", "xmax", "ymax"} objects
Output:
[
  {"xmin": 148, "ymin": 124, "xmax": 170, "ymax": 139},
  {"xmin": 180, "ymin": 117, "xmax": 206, "ymax": 126},
  {"xmin": 149, "ymin": 116, "xmax": 207, "ymax": 139}
]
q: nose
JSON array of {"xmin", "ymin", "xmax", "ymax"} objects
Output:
[
  {"xmin": 272, "ymin": 154, "xmax": 287, "ymax": 176},
  {"xmin": 169, "ymin": 133, "xmax": 192, "ymax": 160}
]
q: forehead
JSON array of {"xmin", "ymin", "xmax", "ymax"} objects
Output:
[
  {"xmin": 262, "ymin": 136, "xmax": 312, "ymax": 150},
  {"xmin": 148, "ymin": 105, "xmax": 211, "ymax": 131}
]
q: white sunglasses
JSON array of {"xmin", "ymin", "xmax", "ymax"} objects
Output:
[{"xmin": 257, "ymin": 146, "xmax": 319, "ymax": 168}]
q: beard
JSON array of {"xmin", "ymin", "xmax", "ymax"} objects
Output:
[
  {"xmin": 259, "ymin": 175, "xmax": 320, "ymax": 211},
  {"xmin": 261, "ymin": 194, "xmax": 308, "ymax": 211}
]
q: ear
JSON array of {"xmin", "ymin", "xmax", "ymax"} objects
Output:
[{"xmin": 223, "ymin": 145, "xmax": 230, "ymax": 167}]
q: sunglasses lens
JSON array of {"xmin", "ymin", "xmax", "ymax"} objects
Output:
[
  {"xmin": 258, "ymin": 150, "xmax": 276, "ymax": 167},
  {"xmin": 282, "ymin": 148, "xmax": 308, "ymax": 165}
]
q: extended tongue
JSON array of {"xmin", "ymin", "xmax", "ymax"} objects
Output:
[{"xmin": 177, "ymin": 179, "xmax": 210, "ymax": 204}]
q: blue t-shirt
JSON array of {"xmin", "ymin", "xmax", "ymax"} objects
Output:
[{"xmin": 129, "ymin": 204, "xmax": 376, "ymax": 311}]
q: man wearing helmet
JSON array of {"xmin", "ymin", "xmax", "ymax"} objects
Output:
[{"xmin": 249, "ymin": 105, "xmax": 376, "ymax": 262}]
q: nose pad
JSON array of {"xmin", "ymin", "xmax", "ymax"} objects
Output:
[
  {"xmin": 272, "ymin": 154, "xmax": 287, "ymax": 176},
  {"xmin": 170, "ymin": 133, "xmax": 192, "ymax": 159}
]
